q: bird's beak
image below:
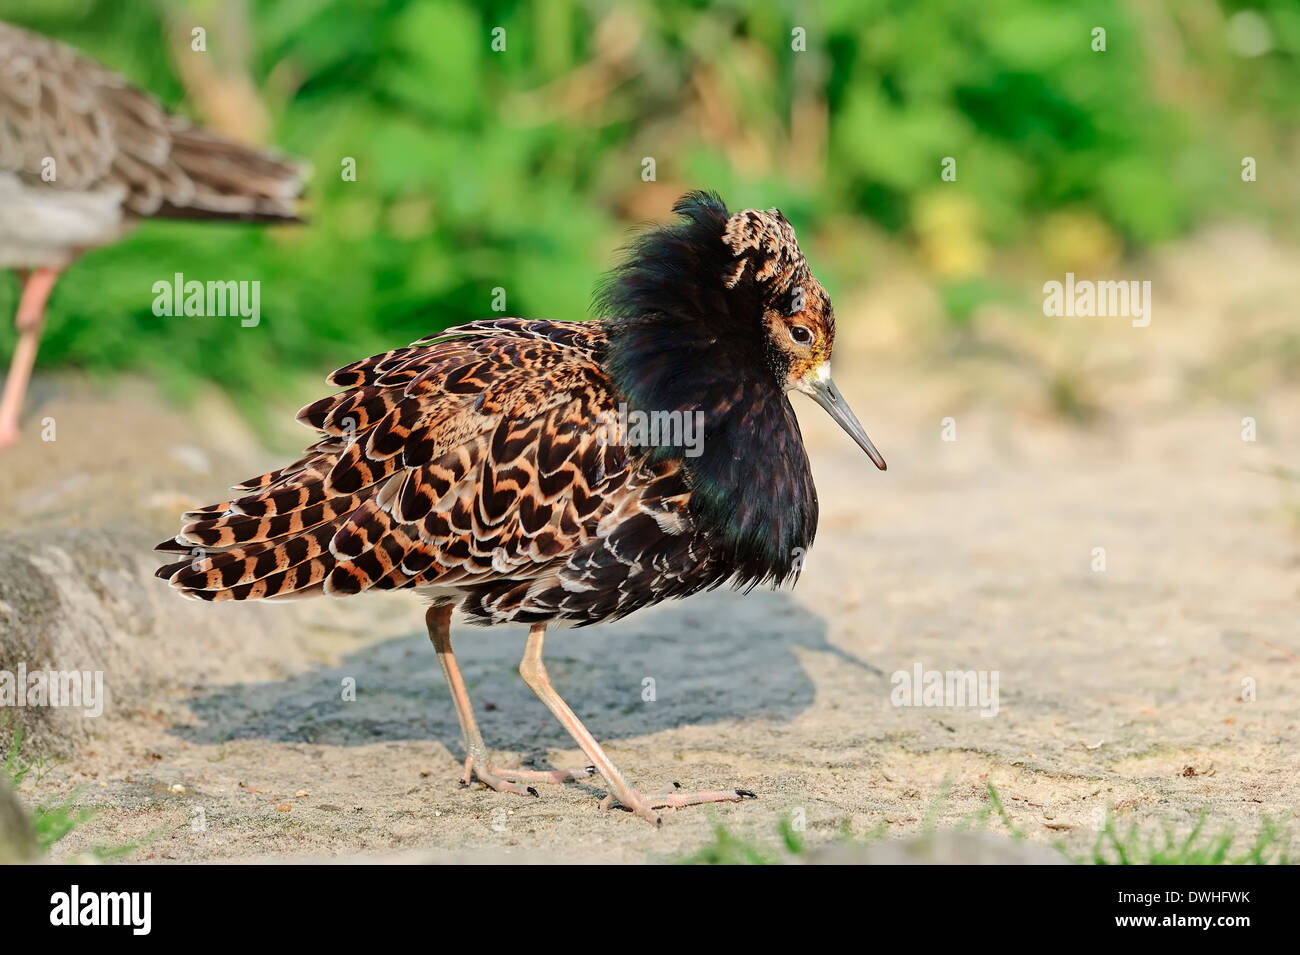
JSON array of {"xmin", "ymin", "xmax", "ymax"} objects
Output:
[{"xmin": 801, "ymin": 371, "xmax": 887, "ymax": 471}]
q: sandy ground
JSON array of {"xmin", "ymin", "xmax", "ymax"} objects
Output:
[{"xmin": 1, "ymin": 226, "xmax": 1297, "ymax": 863}]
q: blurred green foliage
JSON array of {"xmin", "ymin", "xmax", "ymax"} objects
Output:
[{"xmin": 2, "ymin": 0, "xmax": 1297, "ymax": 411}]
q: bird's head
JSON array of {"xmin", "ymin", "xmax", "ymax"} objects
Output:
[
  {"xmin": 601, "ymin": 190, "xmax": 885, "ymax": 471},
  {"xmin": 716, "ymin": 205, "xmax": 884, "ymax": 470}
]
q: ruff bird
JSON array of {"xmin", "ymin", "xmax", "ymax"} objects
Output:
[
  {"xmin": 156, "ymin": 192, "xmax": 886, "ymax": 825},
  {"xmin": 0, "ymin": 20, "xmax": 303, "ymax": 447}
]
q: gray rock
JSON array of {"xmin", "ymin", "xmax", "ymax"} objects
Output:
[{"xmin": 0, "ymin": 777, "xmax": 39, "ymax": 864}]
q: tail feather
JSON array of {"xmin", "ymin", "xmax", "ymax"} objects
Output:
[
  {"xmin": 231, "ymin": 439, "xmax": 343, "ymax": 492},
  {"xmin": 164, "ymin": 524, "xmax": 334, "ymax": 594},
  {"xmin": 153, "ymin": 322, "xmax": 600, "ymax": 605},
  {"xmin": 326, "ymin": 347, "xmax": 422, "ymax": 388},
  {"xmin": 187, "ymin": 557, "xmax": 334, "ymax": 601},
  {"xmin": 327, "ymin": 528, "xmax": 418, "ymax": 595},
  {"xmin": 152, "ymin": 126, "xmax": 306, "ymax": 223},
  {"xmin": 227, "ymin": 481, "xmax": 330, "ymax": 519},
  {"xmin": 180, "ymin": 496, "xmax": 360, "ymax": 548}
]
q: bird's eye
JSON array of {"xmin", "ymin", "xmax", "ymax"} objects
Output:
[{"xmin": 788, "ymin": 325, "xmax": 814, "ymax": 347}]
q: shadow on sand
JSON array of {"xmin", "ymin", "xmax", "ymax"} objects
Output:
[{"xmin": 173, "ymin": 589, "xmax": 879, "ymax": 756}]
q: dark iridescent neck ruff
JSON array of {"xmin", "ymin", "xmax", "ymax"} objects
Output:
[{"xmin": 597, "ymin": 191, "xmax": 818, "ymax": 587}]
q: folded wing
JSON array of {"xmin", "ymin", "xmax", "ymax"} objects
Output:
[{"xmin": 156, "ymin": 319, "xmax": 722, "ymax": 624}]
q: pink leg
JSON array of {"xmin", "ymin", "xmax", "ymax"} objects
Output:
[
  {"xmin": 0, "ymin": 267, "xmax": 60, "ymax": 449},
  {"xmin": 425, "ymin": 606, "xmax": 594, "ymax": 798},
  {"xmin": 519, "ymin": 622, "xmax": 757, "ymax": 826},
  {"xmin": 600, "ymin": 782, "xmax": 757, "ymax": 812}
]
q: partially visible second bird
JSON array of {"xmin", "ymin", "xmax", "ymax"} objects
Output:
[
  {"xmin": 0, "ymin": 20, "xmax": 304, "ymax": 448},
  {"xmin": 156, "ymin": 191, "xmax": 886, "ymax": 826}
]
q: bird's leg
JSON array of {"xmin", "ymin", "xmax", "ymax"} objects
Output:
[
  {"xmin": 0, "ymin": 267, "xmax": 60, "ymax": 449},
  {"xmin": 425, "ymin": 606, "xmax": 593, "ymax": 797},
  {"xmin": 518, "ymin": 622, "xmax": 756, "ymax": 826},
  {"xmin": 600, "ymin": 782, "xmax": 758, "ymax": 812},
  {"xmin": 427, "ymin": 605, "xmax": 532, "ymax": 796}
]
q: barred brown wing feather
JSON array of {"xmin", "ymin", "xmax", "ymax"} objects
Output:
[
  {"xmin": 157, "ymin": 321, "xmax": 615, "ymax": 605},
  {"xmin": 458, "ymin": 458, "xmax": 722, "ymax": 625},
  {"xmin": 156, "ymin": 318, "xmax": 724, "ymax": 622}
]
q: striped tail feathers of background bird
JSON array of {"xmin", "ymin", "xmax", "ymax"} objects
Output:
[
  {"xmin": 155, "ymin": 319, "xmax": 722, "ymax": 625},
  {"xmin": 0, "ymin": 20, "xmax": 305, "ymax": 223}
]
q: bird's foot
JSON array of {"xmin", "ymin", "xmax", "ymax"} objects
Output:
[
  {"xmin": 459, "ymin": 755, "xmax": 595, "ymax": 797},
  {"xmin": 599, "ymin": 782, "xmax": 757, "ymax": 823},
  {"xmin": 490, "ymin": 764, "xmax": 598, "ymax": 784}
]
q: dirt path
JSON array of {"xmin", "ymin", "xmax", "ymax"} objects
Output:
[{"xmin": 2, "ymin": 227, "xmax": 1296, "ymax": 863}]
